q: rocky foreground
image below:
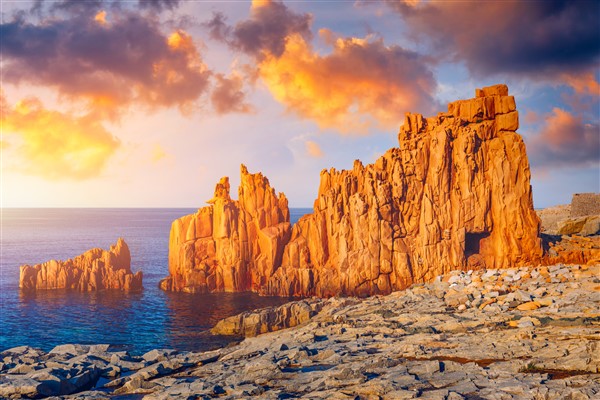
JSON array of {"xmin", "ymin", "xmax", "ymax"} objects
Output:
[{"xmin": 2, "ymin": 261, "xmax": 599, "ymax": 399}]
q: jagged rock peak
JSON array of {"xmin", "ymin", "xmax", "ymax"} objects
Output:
[
  {"xmin": 163, "ymin": 85, "xmax": 549, "ymax": 297},
  {"xmin": 160, "ymin": 165, "xmax": 291, "ymax": 293}
]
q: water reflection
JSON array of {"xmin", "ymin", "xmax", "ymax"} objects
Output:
[
  {"xmin": 13, "ymin": 289, "xmax": 149, "ymax": 352},
  {"xmin": 1, "ymin": 209, "xmax": 309, "ymax": 355},
  {"xmin": 163, "ymin": 291, "xmax": 293, "ymax": 352},
  {"xmin": 4, "ymin": 288, "xmax": 293, "ymax": 355}
]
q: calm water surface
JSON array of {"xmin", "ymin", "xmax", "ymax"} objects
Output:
[{"xmin": 0, "ymin": 208, "xmax": 312, "ymax": 355}]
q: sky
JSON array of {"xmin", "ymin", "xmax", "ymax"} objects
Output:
[{"xmin": 1, "ymin": 0, "xmax": 598, "ymax": 208}]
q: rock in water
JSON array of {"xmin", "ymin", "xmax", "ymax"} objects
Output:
[
  {"xmin": 162, "ymin": 84, "xmax": 543, "ymax": 297},
  {"xmin": 19, "ymin": 238, "xmax": 143, "ymax": 291}
]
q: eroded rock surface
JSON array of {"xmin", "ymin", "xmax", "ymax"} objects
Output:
[
  {"xmin": 163, "ymin": 84, "xmax": 543, "ymax": 296},
  {"xmin": 159, "ymin": 165, "xmax": 291, "ymax": 293},
  {"xmin": 19, "ymin": 238, "xmax": 143, "ymax": 291},
  {"xmin": 544, "ymin": 235, "xmax": 600, "ymax": 266}
]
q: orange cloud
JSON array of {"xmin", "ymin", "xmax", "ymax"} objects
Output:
[
  {"xmin": 528, "ymin": 108, "xmax": 599, "ymax": 169},
  {"xmin": 561, "ymin": 72, "xmax": 600, "ymax": 96},
  {"xmin": 2, "ymin": 97, "xmax": 120, "ymax": 180},
  {"xmin": 2, "ymin": 13, "xmax": 211, "ymax": 118},
  {"xmin": 94, "ymin": 10, "xmax": 107, "ymax": 25},
  {"xmin": 305, "ymin": 140, "xmax": 324, "ymax": 158},
  {"xmin": 259, "ymin": 33, "xmax": 435, "ymax": 133},
  {"xmin": 151, "ymin": 144, "xmax": 168, "ymax": 163}
]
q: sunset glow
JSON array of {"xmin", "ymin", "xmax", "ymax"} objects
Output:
[{"xmin": 1, "ymin": 0, "xmax": 598, "ymax": 208}]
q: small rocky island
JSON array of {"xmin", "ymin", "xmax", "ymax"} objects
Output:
[{"xmin": 19, "ymin": 238, "xmax": 143, "ymax": 291}]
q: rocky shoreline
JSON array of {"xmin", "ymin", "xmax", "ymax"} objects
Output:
[{"xmin": 2, "ymin": 260, "xmax": 599, "ymax": 399}]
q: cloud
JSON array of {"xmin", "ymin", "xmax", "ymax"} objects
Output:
[
  {"xmin": 206, "ymin": 0, "xmax": 312, "ymax": 59},
  {"xmin": 381, "ymin": 0, "xmax": 600, "ymax": 78},
  {"xmin": 211, "ymin": 73, "xmax": 254, "ymax": 114},
  {"xmin": 205, "ymin": 12, "xmax": 231, "ymax": 42},
  {"xmin": 528, "ymin": 108, "xmax": 599, "ymax": 170},
  {"xmin": 30, "ymin": 0, "xmax": 180, "ymax": 15},
  {"xmin": 151, "ymin": 144, "xmax": 168, "ymax": 163},
  {"xmin": 259, "ymin": 32, "xmax": 437, "ymax": 132},
  {"xmin": 138, "ymin": 0, "xmax": 181, "ymax": 11},
  {"xmin": 1, "ymin": 11, "xmax": 211, "ymax": 116},
  {"xmin": 206, "ymin": 1, "xmax": 435, "ymax": 132},
  {"xmin": 2, "ymin": 97, "xmax": 120, "ymax": 180},
  {"xmin": 305, "ymin": 140, "xmax": 324, "ymax": 158},
  {"xmin": 560, "ymin": 71, "xmax": 600, "ymax": 97}
]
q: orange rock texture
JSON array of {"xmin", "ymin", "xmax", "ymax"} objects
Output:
[
  {"xmin": 159, "ymin": 165, "xmax": 291, "ymax": 293},
  {"xmin": 543, "ymin": 236, "xmax": 600, "ymax": 266},
  {"xmin": 19, "ymin": 238, "xmax": 143, "ymax": 291},
  {"xmin": 163, "ymin": 84, "xmax": 543, "ymax": 296}
]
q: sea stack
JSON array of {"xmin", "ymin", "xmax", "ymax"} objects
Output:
[
  {"xmin": 160, "ymin": 166, "xmax": 291, "ymax": 293},
  {"xmin": 19, "ymin": 238, "xmax": 143, "ymax": 291},
  {"xmin": 162, "ymin": 84, "xmax": 544, "ymax": 297}
]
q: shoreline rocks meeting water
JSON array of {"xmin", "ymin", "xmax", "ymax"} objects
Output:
[
  {"xmin": 18, "ymin": 238, "xmax": 143, "ymax": 292},
  {"xmin": 1, "ymin": 261, "xmax": 598, "ymax": 399}
]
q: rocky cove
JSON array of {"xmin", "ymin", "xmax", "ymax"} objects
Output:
[
  {"xmin": 1, "ymin": 261, "xmax": 599, "ymax": 399},
  {"xmin": 4, "ymin": 84, "xmax": 599, "ymax": 399}
]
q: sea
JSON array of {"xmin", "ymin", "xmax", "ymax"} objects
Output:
[{"xmin": 0, "ymin": 208, "xmax": 312, "ymax": 355}]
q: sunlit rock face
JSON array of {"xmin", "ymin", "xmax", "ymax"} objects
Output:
[
  {"xmin": 163, "ymin": 84, "xmax": 544, "ymax": 297},
  {"xmin": 160, "ymin": 165, "xmax": 291, "ymax": 293},
  {"xmin": 19, "ymin": 238, "xmax": 143, "ymax": 291}
]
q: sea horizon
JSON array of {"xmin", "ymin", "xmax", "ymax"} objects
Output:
[{"xmin": 0, "ymin": 208, "xmax": 312, "ymax": 355}]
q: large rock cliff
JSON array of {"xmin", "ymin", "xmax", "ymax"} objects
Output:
[
  {"xmin": 162, "ymin": 84, "xmax": 544, "ymax": 297},
  {"xmin": 159, "ymin": 165, "xmax": 291, "ymax": 293},
  {"xmin": 19, "ymin": 238, "xmax": 143, "ymax": 291}
]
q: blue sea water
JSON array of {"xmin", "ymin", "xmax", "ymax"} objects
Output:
[{"xmin": 0, "ymin": 208, "xmax": 312, "ymax": 355}]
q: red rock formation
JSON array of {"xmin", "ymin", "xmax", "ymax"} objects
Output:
[
  {"xmin": 162, "ymin": 84, "xmax": 543, "ymax": 297},
  {"xmin": 159, "ymin": 165, "xmax": 291, "ymax": 292},
  {"xmin": 543, "ymin": 236, "xmax": 600, "ymax": 266},
  {"xmin": 265, "ymin": 84, "xmax": 542, "ymax": 296},
  {"xmin": 19, "ymin": 238, "xmax": 143, "ymax": 291}
]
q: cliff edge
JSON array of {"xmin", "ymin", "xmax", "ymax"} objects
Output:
[
  {"xmin": 19, "ymin": 238, "xmax": 143, "ymax": 291},
  {"xmin": 162, "ymin": 84, "xmax": 544, "ymax": 296}
]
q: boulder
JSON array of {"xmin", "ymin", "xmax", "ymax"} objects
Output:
[
  {"xmin": 211, "ymin": 298, "xmax": 324, "ymax": 337},
  {"xmin": 557, "ymin": 216, "xmax": 600, "ymax": 236}
]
